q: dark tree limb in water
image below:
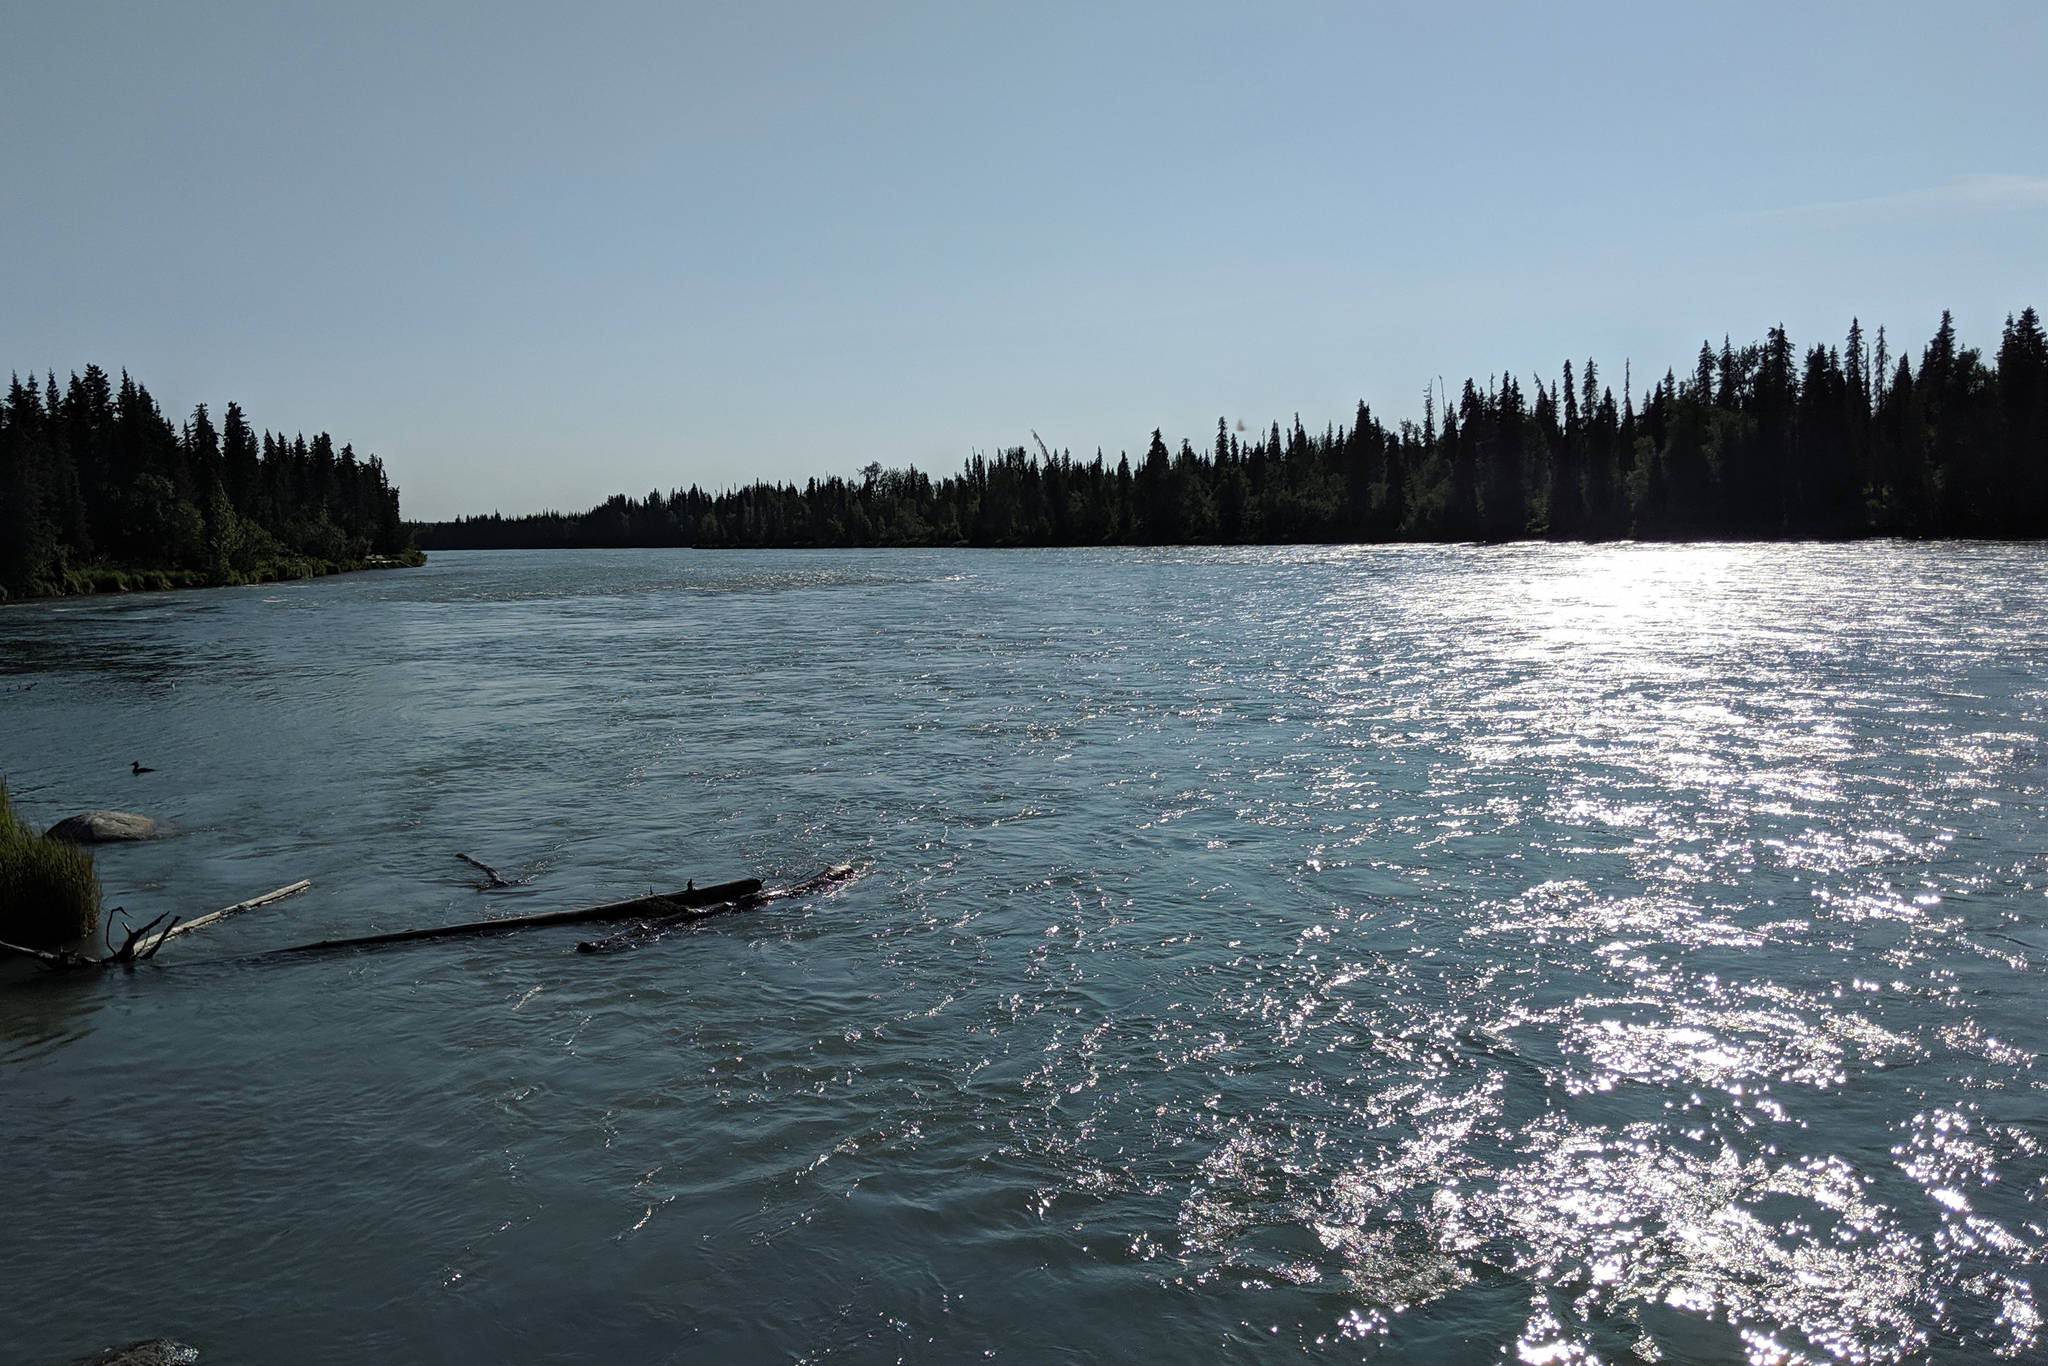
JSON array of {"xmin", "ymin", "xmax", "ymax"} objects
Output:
[
  {"xmin": 277, "ymin": 864, "xmax": 858, "ymax": 958},
  {"xmin": 456, "ymin": 852, "xmax": 526, "ymax": 889},
  {"xmin": 271, "ymin": 876, "xmax": 771, "ymax": 956},
  {"xmin": 70, "ymin": 1339, "xmax": 199, "ymax": 1366},
  {"xmin": 1, "ymin": 908, "xmax": 175, "ymax": 970},
  {"xmin": 574, "ymin": 896, "xmax": 754, "ymax": 953},
  {"xmin": 0, "ymin": 933, "xmax": 105, "ymax": 970},
  {"xmin": 2, "ymin": 869, "xmax": 855, "ymax": 970},
  {"xmin": 103, "ymin": 909, "xmax": 175, "ymax": 961}
]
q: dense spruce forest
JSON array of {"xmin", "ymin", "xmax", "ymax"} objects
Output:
[
  {"xmin": 0, "ymin": 365, "xmax": 416, "ymax": 600},
  {"xmin": 420, "ymin": 310, "xmax": 2048, "ymax": 552}
]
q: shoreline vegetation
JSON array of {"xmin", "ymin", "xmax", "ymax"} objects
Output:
[
  {"xmin": 0, "ymin": 365, "xmax": 420, "ymax": 603},
  {"xmin": 0, "ymin": 781, "xmax": 100, "ymax": 950},
  {"xmin": 416, "ymin": 309, "xmax": 2048, "ymax": 551}
]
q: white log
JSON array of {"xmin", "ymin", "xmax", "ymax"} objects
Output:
[{"xmin": 137, "ymin": 879, "xmax": 313, "ymax": 956}]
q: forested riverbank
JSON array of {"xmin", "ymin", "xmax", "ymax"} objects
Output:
[
  {"xmin": 0, "ymin": 366, "xmax": 418, "ymax": 602},
  {"xmin": 419, "ymin": 309, "xmax": 2048, "ymax": 551}
]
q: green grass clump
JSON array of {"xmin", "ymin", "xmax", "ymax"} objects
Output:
[{"xmin": 0, "ymin": 780, "xmax": 101, "ymax": 949}]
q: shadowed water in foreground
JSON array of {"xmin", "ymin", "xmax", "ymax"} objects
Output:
[{"xmin": 2, "ymin": 544, "xmax": 2044, "ymax": 1364}]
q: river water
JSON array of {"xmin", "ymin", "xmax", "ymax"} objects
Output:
[{"xmin": 2, "ymin": 545, "xmax": 2045, "ymax": 1365}]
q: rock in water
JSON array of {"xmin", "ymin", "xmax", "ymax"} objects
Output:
[
  {"xmin": 45, "ymin": 811, "xmax": 160, "ymax": 843},
  {"xmin": 71, "ymin": 1342, "xmax": 199, "ymax": 1366}
]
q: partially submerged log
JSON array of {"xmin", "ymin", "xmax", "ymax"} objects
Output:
[
  {"xmin": 137, "ymin": 879, "xmax": 312, "ymax": 956},
  {"xmin": 71, "ymin": 1340, "xmax": 199, "ymax": 1366},
  {"xmin": 2, "ymin": 865, "xmax": 859, "ymax": 971},
  {"xmin": 273, "ymin": 877, "xmax": 767, "ymax": 956},
  {"xmin": 282, "ymin": 864, "xmax": 858, "ymax": 958},
  {"xmin": 577, "ymin": 863, "xmax": 856, "ymax": 953},
  {"xmin": 574, "ymin": 895, "xmax": 750, "ymax": 953}
]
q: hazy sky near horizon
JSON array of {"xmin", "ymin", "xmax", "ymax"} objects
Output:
[{"xmin": 5, "ymin": 1, "xmax": 2044, "ymax": 521}]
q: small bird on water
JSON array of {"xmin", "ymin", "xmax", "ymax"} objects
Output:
[{"xmin": 131, "ymin": 760, "xmax": 155, "ymax": 775}]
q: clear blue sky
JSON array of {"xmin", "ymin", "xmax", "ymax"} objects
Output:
[{"xmin": 5, "ymin": 1, "xmax": 2043, "ymax": 520}]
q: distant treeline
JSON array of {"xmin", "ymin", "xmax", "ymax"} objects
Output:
[
  {"xmin": 420, "ymin": 309, "xmax": 2048, "ymax": 552},
  {"xmin": 1, "ymin": 365, "xmax": 416, "ymax": 600}
]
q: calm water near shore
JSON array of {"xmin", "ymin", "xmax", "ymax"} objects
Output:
[{"xmin": 3, "ymin": 544, "xmax": 2046, "ymax": 1365}]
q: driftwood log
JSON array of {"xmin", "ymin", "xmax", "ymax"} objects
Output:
[
  {"xmin": 71, "ymin": 1340, "xmax": 199, "ymax": 1366},
  {"xmin": 273, "ymin": 876, "xmax": 768, "ymax": 956},
  {"xmin": 2, "ymin": 865, "xmax": 858, "ymax": 971},
  {"xmin": 576, "ymin": 863, "xmax": 856, "ymax": 953},
  {"xmin": 281, "ymin": 864, "xmax": 858, "ymax": 957},
  {"xmin": 138, "ymin": 879, "xmax": 313, "ymax": 955},
  {"xmin": 0, "ymin": 880, "xmax": 311, "ymax": 972}
]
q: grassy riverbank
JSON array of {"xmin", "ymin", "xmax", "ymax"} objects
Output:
[{"xmin": 0, "ymin": 782, "xmax": 99, "ymax": 949}]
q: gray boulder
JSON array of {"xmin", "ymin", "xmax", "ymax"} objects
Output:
[{"xmin": 45, "ymin": 811, "xmax": 160, "ymax": 842}]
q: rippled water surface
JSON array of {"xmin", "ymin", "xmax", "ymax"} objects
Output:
[{"xmin": 4, "ymin": 545, "xmax": 2047, "ymax": 1365}]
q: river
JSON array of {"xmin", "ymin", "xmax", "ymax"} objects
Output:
[{"xmin": 2, "ymin": 544, "xmax": 2044, "ymax": 1364}]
